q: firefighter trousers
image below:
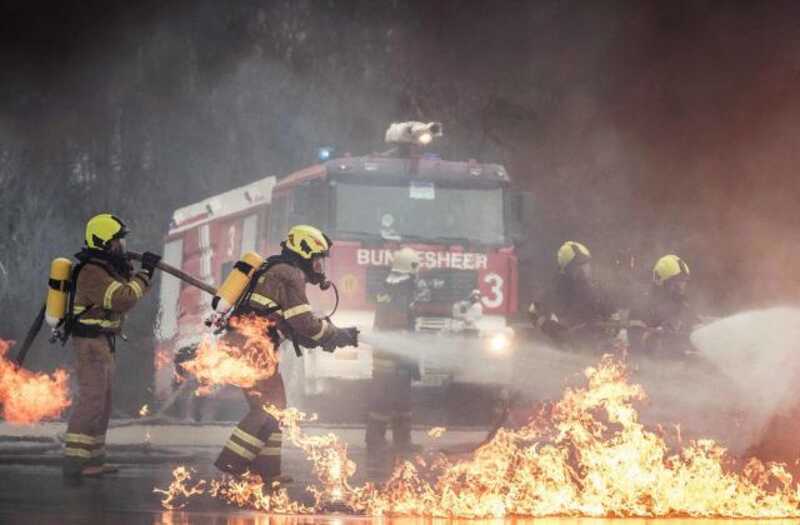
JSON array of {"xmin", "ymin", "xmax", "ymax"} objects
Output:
[
  {"xmin": 63, "ymin": 336, "xmax": 114, "ymax": 475},
  {"xmin": 365, "ymin": 367, "xmax": 412, "ymax": 449},
  {"xmin": 215, "ymin": 372, "xmax": 286, "ymax": 480}
]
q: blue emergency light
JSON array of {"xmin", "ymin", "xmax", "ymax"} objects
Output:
[{"xmin": 317, "ymin": 146, "xmax": 335, "ymax": 161}]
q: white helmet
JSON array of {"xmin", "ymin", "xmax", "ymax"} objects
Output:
[{"xmin": 391, "ymin": 247, "xmax": 421, "ymax": 274}]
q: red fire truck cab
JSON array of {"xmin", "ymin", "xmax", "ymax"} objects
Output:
[{"xmin": 156, "ymin": 147, "xmax": 520, "ymax": 403}]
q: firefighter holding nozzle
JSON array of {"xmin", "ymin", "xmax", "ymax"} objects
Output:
[
  {"xmin": 59, "ymin": 214, "xmax": 160, "ymax": 479},
  {"xmin": 212, "ymin": 225, "xmax": 358, "ymax": 484},
  {"xmin": 366, "ymin": 247, "xmax": 424, "ymax": 455}
]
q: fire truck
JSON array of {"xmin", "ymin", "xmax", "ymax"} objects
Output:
[{"xmin": 155, "ymin": 122, "xmax": 522, "ymax": 406}]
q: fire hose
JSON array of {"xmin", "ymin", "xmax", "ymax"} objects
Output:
[
  {"xmin": 127, "ymin": 251, "xmax": 216, "ymax": 296},
  {"xmin": 13, "ymin": 253, "xmax": 215, "ymax": 367}
]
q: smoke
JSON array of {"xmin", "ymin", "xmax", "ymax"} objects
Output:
[
  {"xmin": 691, "ymin": 307, "xmax": 800, "ymax": 454},
  {"xmin": 509, "ymin": 308, "xmax": 800, "ymax": 458},
  {"xmin": 362, "ymin": 331, "xmax": 518, "ymax": 386},
  {"xmin": 356, "ymin": 307, "xmax": 800, "ymax": 458}
]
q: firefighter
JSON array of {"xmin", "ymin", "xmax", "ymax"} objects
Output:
[
  {"xmin": 214, "ymin": 225, "xmax": 358, "ymax": 484},
  {"xmin": 528, "ymin": 241, "xmax": 619, "ymax": 351},
  {"xmin": 628, "ymin": 254, "xmax": 699, "ymax": 356},
  {"xmin": 63, "ymin": 214, "xmax": 160, "ymax": 478},
  {"xmin": 452, "ymin": 289, "xmax": 483, "ymax": 332},
  {"xmin": 366, "ymin": 247, "xmax": 423, "ymax": 454}
]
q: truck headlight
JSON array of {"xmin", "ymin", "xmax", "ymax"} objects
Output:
[{"xmin": 487, "ymin": 332, "xmax": 512, "ymax": 354}]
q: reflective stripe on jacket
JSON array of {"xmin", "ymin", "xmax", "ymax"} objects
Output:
[
  {"xmin": 73, "ymin": 259, "xmax": 151, "ymax": 335},
  {"xmin": 242, "ymin": 263, "xmax": 334, "ymax": 348}
]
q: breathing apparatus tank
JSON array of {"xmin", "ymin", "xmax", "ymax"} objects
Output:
[
  {"xmin": 45, "ymin": 258, "xmax": 73, "ymax": 327},
  {"xmin": 212, "ymin": 251, "xmax": 264, "ymax": 314}
]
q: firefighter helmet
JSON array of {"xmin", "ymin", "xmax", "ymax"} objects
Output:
[
  {"xmin": 85, "ymin": 213, "xmax": 128, "ymax": 250},
  {"xmin": 285, "ymin": 225, "xmax": 332, "ymax": 260},
  {"xmin": 391, "ymin": 247, "xmax": 421, "ymax": 274},
  {"xmin": 653, "ymin": 254, "xmax": 690, "ymax": 285},
  {"xmin": 557, "ymin": 241, "xmax": 591, "ymax": 272}
]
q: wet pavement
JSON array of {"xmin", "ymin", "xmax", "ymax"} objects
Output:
[{"xmin": 0, "ymin": 423, "xmax": 485, "ymax": 524}]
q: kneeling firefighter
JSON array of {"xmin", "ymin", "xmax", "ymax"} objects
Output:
[
  {"xmin": 60, "ymin": 214, "xmax": 161, "ymax": 478},
  {"xmin": 213, "ymin": 225, "xmax": 358, "ymax": 483},
  {"xmin": 366, "ymin": 247, "xmax": 423, "ymax": 454},
  {"xmin": 528, "ymin": 241, "xmax": 619, "ymax": 352},
  {"xmin": 628, "ymin": 254, "xmax": 698, "ymax": 356}
]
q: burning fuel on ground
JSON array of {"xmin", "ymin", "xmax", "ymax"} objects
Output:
[{"xmin": 155, "ymin": 355, "xmax": 800, "ymax": 518}]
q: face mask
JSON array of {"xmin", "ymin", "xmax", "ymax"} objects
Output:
[
  {"xmin": 669, "ymin": 279, "xmax": 688, "ymax": 298},
  {"xmin": 109, "ymin": 237, "xmax": 127, "ymax": 255},
  {"xmin": 569, "ymin": 262, "xmax": 592, "ymax": 282},
  {"xmin": 311, "ymin": 255, "xmax": 327, "ymax": 276}
]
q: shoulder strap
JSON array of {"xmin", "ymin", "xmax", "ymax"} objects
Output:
[
  {"xmin": 235, "ymin": 254, "xmax": 305, "ymax": 358},
  {"xmin": 235, "ymin": 254, "xmax": 292, "ymax": 314},
  {"xmin": 59, "ymin": 259, "xmax": 111, "ymax": 345}
]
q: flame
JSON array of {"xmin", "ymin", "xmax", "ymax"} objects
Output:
[
  {"xmin": 155, "ymin": 356, "xmax": 800, "ymax": 518},
  {"xmin": 208, "ymin": 472, "xmax": 310, "ymax": 514},
  {"xmin": 265, "ymin": 406, "xmax": 358, "ymax": 509},
  {"xmin": 0, "ymin": 339, "xmax": 71, "ymax": 424},
  {"xmin": 179, "ymin": 315, "xmax": 278, "ymax": 395},
  {"xmin": 156, "ymin": 467, "xmax": 309, "ymax": 513},
  {"xmin": 153, "ymin": 466, "xmax": 207, "ymax": 509},
  {"xmin": 154, "ymin": 349, "xmax": 172, "ymax": 371},
  {"xmin": 139, "ymin": 403, "xmax": 150, "ymax": 417}
]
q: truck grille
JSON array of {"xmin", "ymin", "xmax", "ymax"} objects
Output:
[
  {"xmin": 415, "ymin": 316, "xmax": 451, "ymax": 332},
  {"xmin": 418, "ymin": 268, "xmax": 478, "ymax": 304},
  {"xmin": 365, "ymin": 267, "xmax": 478, "ymax": 305}
]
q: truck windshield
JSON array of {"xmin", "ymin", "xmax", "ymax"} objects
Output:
[{"xmin": 333, "ymin": 182, "xmax": 506, "ymax": 244}]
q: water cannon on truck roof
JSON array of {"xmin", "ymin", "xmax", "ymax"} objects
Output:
[{"xmin": 385, "ymin": 121, "xmax": 443, "ymax": 146}]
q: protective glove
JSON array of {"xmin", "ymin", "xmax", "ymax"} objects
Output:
[
  {"xmin": 140, "ymin": 251, "xmax": 162, "ymax": 279},
  {"xmin": 204, "ymin": 310, "xmax": 229, "ymax": 333},
  {"xmin": 527, "ymin": 302, "xmax": 538, "ymax": 324},
  {"xmin": 174, "ymin": 345, "xmax": 198, "ymax": 378},
  {"xmin": 528, "ymin": 302, "xmax": 550, "ymax": 327},
  {"xmin": 322, "ymin": 326, "xmax": 359, "ymax": 352},
  {"xmin": 540, "ymin": 318, "xmax": 568, "ymax": 342}
]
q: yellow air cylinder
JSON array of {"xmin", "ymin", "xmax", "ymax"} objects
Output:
[
  {"xmin": 214, "ymin": 251, "xmax": 264, "ymax": 313},
  {"xmin": 45, "ymin": 258, "xmax": 73, "ymax": 327}
]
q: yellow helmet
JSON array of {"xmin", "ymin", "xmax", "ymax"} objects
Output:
[
  {"xmin": 557, "ymin": 241, "xmax": 591, "ymax": 272},
  {"xmin": 391, "ymin": 247, "xmax": 421, "ymax": 274},
  {"xmin": 285, "ymin": 225, "xmax": 331, "ymax": 260},
  {"xmin": 85, "ymin": 213, "xmax": 128, "ymax": 250},
  {"xmin": 653, "ymin": 254, "xmax": 690, "ymax": 286}
]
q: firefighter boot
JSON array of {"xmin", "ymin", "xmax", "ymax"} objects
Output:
[
  {"xmin": 214, "ymin": 429, "xmax": 257, "ymax": 477},
  {"xmin": 250, "ymin": 431, "xmax": 293, "ymax": 485}
]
